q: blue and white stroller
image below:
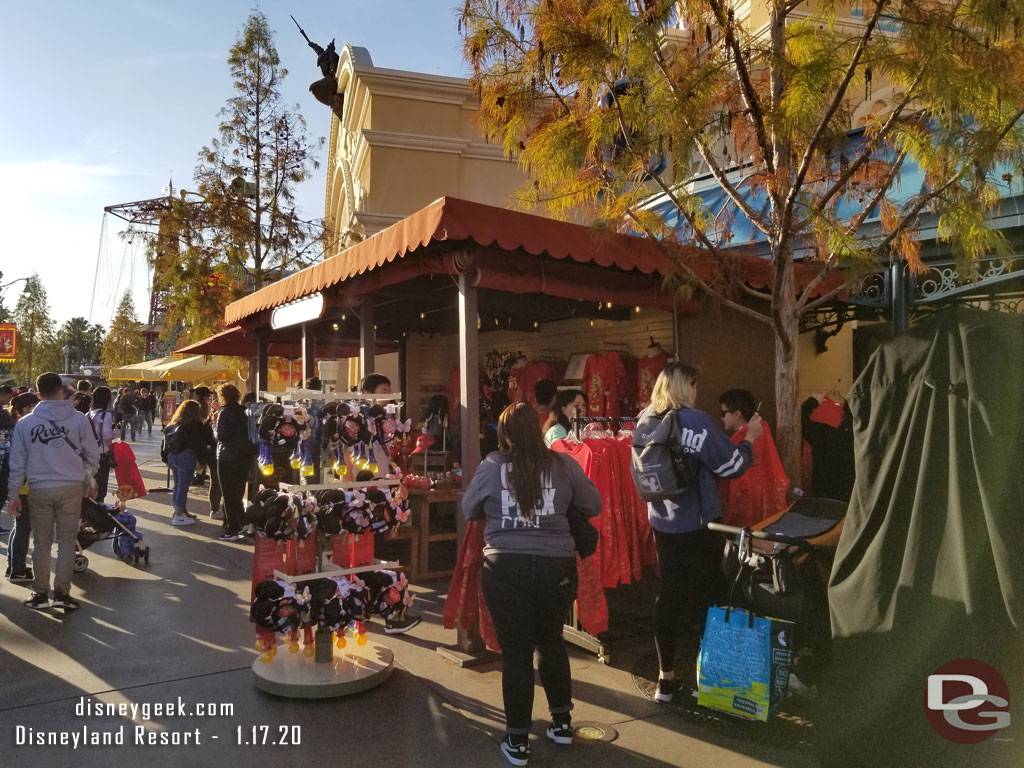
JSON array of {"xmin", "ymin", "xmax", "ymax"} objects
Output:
[{"xmin": 76, "ymin": 498, "xmax": 150, "ymax": 572}]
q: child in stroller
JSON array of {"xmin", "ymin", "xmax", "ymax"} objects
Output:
[
  {"xmin": 709, "ymin": 496, "xmax": 846, "ymax": 696},
  {"xmin": 76, "ymin": 497, "xmax": 150, "ymax": 573}
]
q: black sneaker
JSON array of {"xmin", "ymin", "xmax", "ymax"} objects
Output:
[
  {"xmin": 24, "ymin": 591, "xmax": 50, "ymax": 609},
  {"xmin": 52, "ymin": 592, "xmax": 80, "ymax": 611},
  {"xmin": 500, "ymin": 734, "xmax": 529, "ymax": 767},
  {"xmin": 384, "ymin": 613, "xmax": 422, "ymax": 635},
  {"xmin": 9, "ymin": 568, "xmax": 34, "ymax": 583},
  {"xmin": 546, "ymin": 721, "xmax": 573, "ymax": 744},
  {"xmin": 655, "ymin": 676, "xmax": 683, "ymax": 703}
]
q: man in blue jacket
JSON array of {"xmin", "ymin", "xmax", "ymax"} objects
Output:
[{"xmin": 7, "ymin": 373, "xmax": 100, "ymax": 611}]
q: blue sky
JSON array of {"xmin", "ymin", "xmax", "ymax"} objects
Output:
[{"xmin": 0, "ymin": 1, "xmax": 469, "ymax": 328}]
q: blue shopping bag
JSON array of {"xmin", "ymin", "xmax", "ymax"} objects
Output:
[{"xmin": 696, "ymin": 606, "xmax": 794, "ymax": 721}]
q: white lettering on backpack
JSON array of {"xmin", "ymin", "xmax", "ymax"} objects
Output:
[
  {"xmin": 498, "ymin": 462, "xmax": 556, "ymax": 529},
  {"xmin": 680, "ymin": 427, "xmax": 707, "ymax": 454}
]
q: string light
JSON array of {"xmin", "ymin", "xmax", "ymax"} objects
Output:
[
  {"xmin": 589, "ymin": 319, "xmax": 595, "ymax": 327},
  {"xmin": 606, "ymin": 302, "xmax": 613, "ymax": 308},
  {"xmin": 332, "ymin": 322, "xmax": 339, "ymax": 330},
  {"xmin": 597, "ymin": 301, "xmax": 603, "ymax": 309},
  {"xmin": 419, "ymin": 312, "xmax": 425, "ymax": 320},
  {"xmin": 494, "ymin": 317, "xmax": 500, "ymax": 326},
  {"xmin": 634, "ymin": 305, "xmax": 641, "ymax": 313},
  {"xmin": 532, "ymin": 320, "xmax": 539, "ymax": 329},
  {"xmin": 341, "ymin": 313, "xmax": 346, "ymax": 321}
]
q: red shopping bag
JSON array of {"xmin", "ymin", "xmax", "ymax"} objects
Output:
[{"xmin": 111, "ymin": 442, "xmax": 147, "ymax": 499}]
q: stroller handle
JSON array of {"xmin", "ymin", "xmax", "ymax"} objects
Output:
[{"xmin": 707, "ymin": 521, "xmax": 811, "ymax": 550}]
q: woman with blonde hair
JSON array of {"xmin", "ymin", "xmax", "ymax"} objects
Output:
[
  {"xmin": 162, "ymin": 400, "xmax": 213, "ymax": 526},
  {"xmin": 641, "ymin": 362, "xmax": 763, "ymax": 704},
  {"xmin": 462, "ymin": 402, "xmax": 602, "ymax": 766}
]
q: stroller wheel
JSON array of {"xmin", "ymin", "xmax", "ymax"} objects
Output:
[
  {"xmin": 74, "ymin": 555, "xmax": 89, "ymax": 573},
  {"xmin": 144, "ymin": 547, "xmax": 150, "ymax": 565},
  {"xmin": 134, "ymin": 547, "xmax": 141, "ymax": 565}
]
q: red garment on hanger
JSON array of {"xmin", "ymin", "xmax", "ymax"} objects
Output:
[
  {"xmin": 718, "ymin": 422, "xmax": 790, "ymax": 528},
  {"xmin": 582, "ymin": 354, "xmax": 617, "ymax": 416},
  {"xmin": 603, "ymin": 352, "xmax": 636, "ymax": 417},
  {"xmin": 507, "ymin": 361, "xmax": 527, "ymax": 404},
  {"xmin": 810, "ymin": 396, "xmax": 844, "ymax": 428},
  {"xmin": 636, "ymin": 353, "xmax": 668, "ymax": 406}
]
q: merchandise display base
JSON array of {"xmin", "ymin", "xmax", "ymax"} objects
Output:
[{"xmin": 252, "ymin": 640, "xmax": 394, "ymax": 699}]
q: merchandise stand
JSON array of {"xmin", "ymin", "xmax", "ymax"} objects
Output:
[
  {"xmin": 561, "ymin": 414, "xmax": 642, "ymax": 664},
  {"xmin": 250, "ymin": 391, "xmax": 410, "ymax": 697}
]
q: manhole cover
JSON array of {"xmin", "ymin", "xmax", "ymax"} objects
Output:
[{"xmin": 572, "ymin": 721, "xmax": 618, "ymax": 743}]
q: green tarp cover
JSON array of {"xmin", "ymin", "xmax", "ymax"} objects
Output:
[{"xmin": 823, "ymin": 307, "xmax": 1023, "ymax": 765}]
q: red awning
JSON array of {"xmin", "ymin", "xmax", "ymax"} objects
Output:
[
  {"xmin": 224, "ymin": 196, "xmax": 844, "ymax": 326},
  {"xmin": 174, "ymin": 326, "xmax": 396, "ymax": 358}
]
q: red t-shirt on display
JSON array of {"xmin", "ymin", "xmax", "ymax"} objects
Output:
[{"xmin": 636, "ymin": 354, "xmax": 668, "ymax": 407}]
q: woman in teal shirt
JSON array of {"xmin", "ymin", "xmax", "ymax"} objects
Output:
[{"xmin": 543, "ymin": 390, "xmax": 586, "ymax": 447}]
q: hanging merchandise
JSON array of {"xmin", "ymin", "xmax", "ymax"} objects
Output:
[
  {"xmin": 582, "ymin": 352, "xmax": 636, "ymax": 417},
  {"xmin": 718, "ymin": 421, "xmax": 790, "ymax": 529},
  {"xmin": 636, "ymin": 351, "xmax": 669, "ymax": 407}
]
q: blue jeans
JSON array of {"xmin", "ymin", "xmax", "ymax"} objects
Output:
[
  {"xmin": 167, "ymin": 450, "xmax": 197, "ymax": 512},
  {"xmin": 7, "ymin": 494, "xmax": 32, "ymax": 573}
]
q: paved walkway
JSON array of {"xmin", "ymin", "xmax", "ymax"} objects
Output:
[{"xmin": 0, "ymin": 432, "xmax": 814, "ymax": 767}]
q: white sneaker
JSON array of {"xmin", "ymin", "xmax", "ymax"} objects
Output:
[{"xmin": 171, "ymin": 513, "xmax": 196, "ymax": 527}]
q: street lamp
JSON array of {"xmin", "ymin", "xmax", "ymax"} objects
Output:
[{"xmin": 0, "ymin": 272, "xmax": 31, "ymax": 295}]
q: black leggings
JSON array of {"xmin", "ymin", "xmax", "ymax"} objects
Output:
[
  {"xmin": 481, "ymin": 553, "xmax": 577, "ymax": 734},
  {"xmin": 217, "ymin": 455, "xmax": 249, "ymax": 533},
  {"xmin": 652, "ymin": 527, "xmax": 723, "ymax": 674}
]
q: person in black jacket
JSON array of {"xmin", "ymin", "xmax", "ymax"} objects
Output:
[
  {"xmin": 163, "ymin": 400, "xmax": 213, "ymax": 527},
  {"xmin": 801, "ymin": 395, "xmax": 854, "ymax": 502},
  {"xmin": 214, "ymin": 384, "xmax": 255, "ymax": 541}
]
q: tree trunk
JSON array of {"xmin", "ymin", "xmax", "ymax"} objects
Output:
[{"xmin": 771, "ymin": 247, "xmax": 803, "ymax": 487}]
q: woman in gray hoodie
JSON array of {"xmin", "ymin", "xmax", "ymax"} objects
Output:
[{"xmin": 462, "ymin": 402, "xmax": 602, "ymax": 767}]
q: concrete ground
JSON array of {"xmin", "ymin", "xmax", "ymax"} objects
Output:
[{"xmin": 0, "ymin": 430, "xmax": 816, "ymax": 768}]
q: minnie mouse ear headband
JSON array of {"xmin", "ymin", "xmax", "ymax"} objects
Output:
[{"xmin": 411, "ymin": 433, "xmax": 435, "ymax": 455}]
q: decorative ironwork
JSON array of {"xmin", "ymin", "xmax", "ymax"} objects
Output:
[
  {"xmin": 913, "ymin": 256, "xmax": 1023, "ymax": 303},
  {"xmin": 848, "ymin": 270, "xmax": 889, "ymax": 308}
]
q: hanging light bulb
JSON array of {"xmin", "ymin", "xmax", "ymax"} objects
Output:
[{"xmin": 289, "ymin": 445, "xmax": 302, "ymax": 469}]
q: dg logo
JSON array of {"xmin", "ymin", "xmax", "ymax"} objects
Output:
[{"xmin": 925, "ymin": 658, "xmax": 1011, "ymax": 744}]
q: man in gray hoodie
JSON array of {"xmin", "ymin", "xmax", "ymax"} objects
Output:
[{"xmin": 7, "ymin": 372, "xmax": 100, "ymax": 611}]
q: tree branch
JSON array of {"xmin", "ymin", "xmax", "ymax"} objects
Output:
[
  {"xmin": 625, "ymin": 207, "xmax": 772, "ymax": 325},
  {"xmin": 706, "ymin": 0, "xmax": 775, "ymax": 175},
  {"xmin": 870, "ymin": 105, "xmax": 1024, "ymax": 259},
  {"xmin": 650, "ymin": 48, "xmax": 772, "ymax": 235},
  {"xmin": 785, "ymin": 0, "xmax": 889, "ymax": 225},
  {"xmin": 801, "ymin": 278, "xmax": 850, "ymax": 312},
  {"xmin": 844, "ymin": 148, "xmax": 907, "ymax": 237},
  {"xmin": 800, "ymin": 81, "xmax": 921, "ymax": 228}
]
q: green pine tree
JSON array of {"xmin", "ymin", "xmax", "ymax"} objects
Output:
[
  {"xmin": 151, "ymin": 11, "xmax": 323, "ymax": 346},
  {"xmin": 101, "ymin": 292, "xmax": 145, "ymax": 371}
]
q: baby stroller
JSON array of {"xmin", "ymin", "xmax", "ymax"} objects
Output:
[
  {"xmin": 75, "ymin": 498, "xmax": 150, "ymax": 573},
  {"xmin": 708, "ymin": 496, "xmax": 847, "ymax": 691}
]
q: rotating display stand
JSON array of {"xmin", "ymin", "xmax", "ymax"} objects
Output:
[
  {"xmin": 251, "ymin": 562, "xmax": 399, "ymax": 698},
  {"xmin": 250, "ymin": 390, "xmax": 408, "ymax": 698}
]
